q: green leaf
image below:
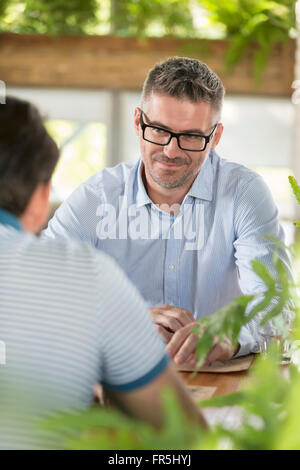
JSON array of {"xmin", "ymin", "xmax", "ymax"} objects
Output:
[
  {"xmin": 289, "ymin": 176, "xmax": 300, "ymax": 206},
  {"xmin": 200, "ymin": 391, "xmax": 247, "ymax": 408},
  {"xmin": 251, "ymin": 259, "xmax": 276, "ymax": 290},
  {"xmin": 193, "ymin": 295, "xmax": 254, "ymax": 366},
  {"xmin": 246, "ymin": 291, "xmax": 275, "ymax": 323}
]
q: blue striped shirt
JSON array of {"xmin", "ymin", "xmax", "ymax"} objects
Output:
[
  {"xmin": 0, "ymin": 208, "xmax": 168, "ymax": 449},
  {"xmin": 42, "ymin": 150, "xmax": 292, "ymax": 356}
]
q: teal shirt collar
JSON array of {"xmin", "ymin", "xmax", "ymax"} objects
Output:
[{"xmin": 0, "ymin": 208, "xmax": 23, "ymax": 232}]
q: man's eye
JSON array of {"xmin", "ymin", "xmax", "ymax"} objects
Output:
[
  {"xmin": 184, "ymin": 134, "xmax": 203, "ymax": 141},
  {"xmin": 153, "ymin": 128, "xmax": 169, "ymax": 135}
]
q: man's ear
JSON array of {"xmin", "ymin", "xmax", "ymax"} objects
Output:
[
  {"xmin": 20, "ymin": 182, "xmax": 51, "ymax": 233},
  {"xmin": 211, "ymin": 123, "xmax": 223, "ymax": 150},
  {"xmin": 134, "ymin": 107, "xmax": 141, "ymax": 136},
  {"xmin": 42, "ymin": 181, "xmax": 51, "ymax": 203}
]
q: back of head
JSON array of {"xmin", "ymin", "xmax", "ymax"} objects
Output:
[
  {"xmin": 0, "ymin": 96, "xmax": 59, "ymax": 217},
  {"xmin": 142, "ymin": 56, "xmax": 225, "ymax": 113}
]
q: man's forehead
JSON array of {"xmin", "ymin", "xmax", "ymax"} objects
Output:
[{"xmin": 142, "ymin": 93, "xmax": 216, "ymax": 133}]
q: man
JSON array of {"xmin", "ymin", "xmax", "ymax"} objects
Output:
[
  {"xmin": 0, "ymin": 96, "xmax": 206, "ymax": 449},
  {"xmin": 42, "ymin": 57, "xmax": 291, "ymax": 365}
]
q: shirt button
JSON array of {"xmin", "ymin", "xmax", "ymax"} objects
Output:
[{"xmin": 168, "ymin": 264, "xmax": 175, "ymax": 270}]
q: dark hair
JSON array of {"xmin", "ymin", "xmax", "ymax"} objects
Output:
[
  {"xmin": 142, "ymin": 56, "xmax": 225, "ymax": 112},
  {"xmin": 0, "ymin": 96, "xmax": 59, "ymax": 216}
]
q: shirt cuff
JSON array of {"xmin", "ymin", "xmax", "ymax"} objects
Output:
[
  {"xmin": 102, "ymin": 354, "xmax": 169, "ymax": 392},
  {"xmin": 234, "ymin": 325, "xmax": 260, "ymax": 358}
]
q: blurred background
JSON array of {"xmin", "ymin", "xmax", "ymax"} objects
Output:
[{"xmin": 0, "ymin": 0, "xmax": 298, "ymax": 243}]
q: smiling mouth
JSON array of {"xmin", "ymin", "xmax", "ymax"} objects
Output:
[
  {"xmin": 157, "ymin": 161, "xmax": 182, "ymax": 168},
  {"xmin": 154, "ymin": 159, "xmax": 188, "ymax": 169}
]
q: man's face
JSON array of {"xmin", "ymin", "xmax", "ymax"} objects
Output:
[{"xmin": 134, "ymin": 93, "xmax": 223, "ymax": 190}]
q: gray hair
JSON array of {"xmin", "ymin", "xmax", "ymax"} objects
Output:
[{"xmin": 142, "ymin": 56, "xmax": 225, "ymax": 112}]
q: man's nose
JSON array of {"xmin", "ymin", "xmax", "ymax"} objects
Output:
[{"xmin": 163, "ymin": 136, "xmax": 182, "ymax": 158}]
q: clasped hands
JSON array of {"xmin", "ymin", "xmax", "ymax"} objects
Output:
[{"xmin": 150, "ymin": 304, "xmax": 238, "ymax": 367}]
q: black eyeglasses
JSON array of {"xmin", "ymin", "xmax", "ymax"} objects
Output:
[{"xmin": 139, "ymin": 110, "xmax": 218, "ymax": 152}]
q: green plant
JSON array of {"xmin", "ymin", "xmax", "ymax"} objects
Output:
[
  {"xmin": 195, "ymin": 175, "xmax": 300, "ymax": 450},
  {"xmin": 198, "ymin": 0, "xmax": 297, "ymax": 83},
  {"xmin": 0, "ymin": 0, "xmax": 10, "ymax": 19},
  {"xmin": 289, "ymin": 176, "xmax": 300, "ymax": 227},
  {"xmin": 193, "ymin": 249, "xmax": 293, "ymax": 367},
  {"xmin": 0, "ymin": 0, "xmax": 100, "ymax": 34},
  {"xmin": 110, "ymin": 0, "xmax": 194, "ymax": 37},
  {"xmin": 199, "ymin": 345, "xmax": 300, "ymax": 450},
  {"xmin": 0, "ymin": 0, "xmax": 195, "ymax": 36},
  {"xmin": 40, "ymin": 389, "xmax": 205, "ymax": 450}
]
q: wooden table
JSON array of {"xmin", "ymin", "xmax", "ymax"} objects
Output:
[
  {"xmin": 180, "ymin": 368, "xmax": 249, "ymax": 397},
  {"xmin": 179, "ymin": 360, "xmax": 254, "ymax": 428}
]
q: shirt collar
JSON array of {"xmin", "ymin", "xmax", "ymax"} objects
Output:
[
  {"xmin": 0, "ymin": 208, "xmax": 23, "ymax": 232},
  {"xmin": 135, "ymin": 151, "xmax": 214, "ymax": 207},
  {"xmin": 186, "ymin": 150, "xmax": 214, "ymax": 202},
  {"xmin": 135, "ymin": 160, "xmax": 153, "ymax": 208}
]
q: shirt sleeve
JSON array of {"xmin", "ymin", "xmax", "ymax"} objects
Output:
[
  {"xmin": 41, "ymin": 182, "xmax": 100, "ymax": 246},
  {"xmin": 93, "ymin": 251, "xmax": 169, "ymax": 392},
  {"xmin": 233, "ymin": 175, "xmax": 293, "ymax": 357}
]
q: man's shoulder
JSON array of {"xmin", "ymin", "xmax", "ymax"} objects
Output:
[
  {"xmin": 83, "ymin": 161, "xmax": 137, "ymax": 195},
  {"xmin": 15, "ymin": 232, "xmax": 116, "ymax": 280},
  {"xmin": 214, "ymin": 152, "xmax": 261, "ymax": 186}
]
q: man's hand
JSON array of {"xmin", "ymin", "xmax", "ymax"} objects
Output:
[
  {"xmin": 166, "ymin": 321, "xmax": 200, "ymax": 366},
  {"xmin": 150, "ymin": 305, "xmax": 195, "ymax": 331},
  {"xmin": 150, "ymin": 305, "xmax": 195, "ymax": 344},
  {"xmin": 203, "ymin": 336, "xmax": 240, "ymax": 366},
  {"xmin": 166, "ymin": 322, "xmax": 238, "ymax": 367}
]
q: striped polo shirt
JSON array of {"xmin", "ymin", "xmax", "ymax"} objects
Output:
[{"xmin": 0, "ymin": 208, "xmax": 168, "ymax": 449}]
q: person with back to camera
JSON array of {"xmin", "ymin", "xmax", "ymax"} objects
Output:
[{"xmin": 0, "ymin": 96, "xmax": 207, "ymax": 449}]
